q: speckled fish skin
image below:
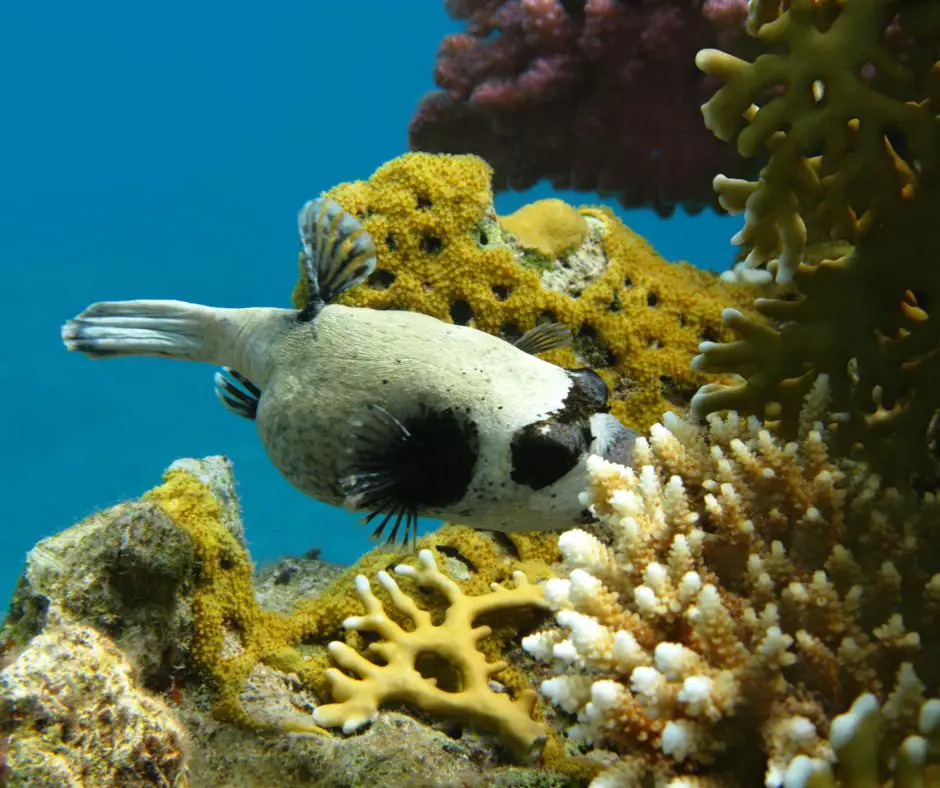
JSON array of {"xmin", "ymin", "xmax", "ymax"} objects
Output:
[
  {"xmin": 61, "ymin": 199, "xmax": 639, "ymax": 536},
  {"xmin": 251, "ymin": 303, "xmax": 628, "ymax": 532}
]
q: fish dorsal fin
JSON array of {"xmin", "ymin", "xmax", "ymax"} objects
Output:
[
  {"xmin": 297, "ymin": 198, "xmax": 377, "ymax": 321},
  {"xmin": 513, "ymin": 322, "xmax": 572, "ymax": 355}
]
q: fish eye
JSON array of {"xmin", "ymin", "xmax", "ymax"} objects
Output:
[
  {"xmin": 510, "ymin": 420, "xmax": 586, "ymax": 490},
  {"xmin": 567, "ymin": 368, "xmax": 608, "ymax": 411}
]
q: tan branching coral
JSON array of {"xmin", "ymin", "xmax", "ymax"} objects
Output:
[
  {"xmin": 690, "ymin": 0, "xmax": 940, "ymax": 481},
  {"xmin": 313, "ymin": 549, "xmax": 549, "ymax": 758},
  {"xmin": 524, "ymin": 379, "xmax": 940, "ymax": 785}
]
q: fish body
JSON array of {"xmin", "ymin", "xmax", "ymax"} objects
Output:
[{"xmin": 62, "ymin": 199, "xmax": 638, "ymax": 545}]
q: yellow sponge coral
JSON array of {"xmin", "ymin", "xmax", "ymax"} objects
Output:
[
  {"xmin": 499, "ymin": 198, "xmax": 588, "ymax": 257},
  {"xmin": 296, "ymin": 152, "xmax": 759, "ymax": 434},
  {"xmin": 313, "ymin": 549, "xmax": 549, "ymax": 758}
]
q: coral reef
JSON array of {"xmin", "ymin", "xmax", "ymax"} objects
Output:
[
  {"xmin": 409, "ymin": 0, "xmax": 759, "ymax": 215},
  {"xmin": 3, "ymin": 457, "xmax": 586, "ymax": 784},
  {"xmin": 524, "ymin": 379, "xmax": 940, "ymax": 784},
  {"xmin": 0, "ymin": 607, "xmax": 188, "ymax": 787},
  {"xmin": 299, "ymin": 151, "xmax": 760, "ymax": 434},
  {"xmin": 689, "ymin": 0, "xmax": 940, "ymax": 482}
]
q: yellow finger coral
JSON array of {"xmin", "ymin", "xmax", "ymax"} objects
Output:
[
  {"xmin": 294, "ymin": 151, "xmax": 760, "ymax": 434},
  {"xmin": 313, "ymin": 548, "xmax": 549, "ymax": 758}
]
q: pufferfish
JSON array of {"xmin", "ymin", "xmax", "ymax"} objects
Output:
[{"xmin": 61, "ymin": 198, "xmax": 638, "ymax": 547}]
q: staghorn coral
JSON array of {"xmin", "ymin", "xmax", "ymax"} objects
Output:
[
  {"xmin": 689, "ymin": 0, "xmax": 940, "ymax": 481},
  {"xmin": 523, "ymin": 379, "xmax": 940, "ymax": 785},
  {"xmin": 294, "ymin": 151, "xmax": 759, "ymax": 434},
  {"xmin": 313, "ymin": 548, "xmax": 549, "ymax": 758}
]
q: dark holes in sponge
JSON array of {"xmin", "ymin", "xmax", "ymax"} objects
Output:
[
  {"xmin": 450, "ymin": 300, "xmax": 473, "ymax": 326},
  {"xmin": 700, "ymin": 325, "xmax": 721, "ymax": 344},
  {"xmin": 660, "ymin": 375, "xmax": 698, "ymax": 409},
  {"xmin": 435, "ymin": 544, "xmax": 478, "ymax": 573},
  {"xmin": 420, "ymin": 235, "xmax": 444, "ymax": 255},
  {"xmin": 646, "ymin": 292, "xmax": 659, "ymax": 307},
  {"xmin": 500, "ymin": 322, "xmax": 523, "ymax": 342},
  {"xmin": 416, "ymin": 194, "xmax": 433, "ymax": 211},
  {"xmin": 574, "ymin": 325, "xmax": 617, "ymax": 368},
  {"xmin": 385, "ymin": 234, "xmax": 397, "ymax": 251},
  {"xmin": 492, "ymin": 284, "xmax": 511, "ymax": 301},
  {"xmin": 368, "ymin": 270, "xmax": 396, "ymax": 290},
  {"xmin": 538, "ymin": 310, "xmax": 558, "ymax": 325}
]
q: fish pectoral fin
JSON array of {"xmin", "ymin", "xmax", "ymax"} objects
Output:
[
  {"xmin": 214, "ymin": 367, "xmax": 261, "ymax": 420},
  {"xmin": 337, "ymin": 402, "xmax": 479, "ymax": 551},
  {"xmin": 512, "ymin": 322, "xmax": 572, "ymax": 355},
  {"xmin": 337, "ymin": 403, "xmax": 421, "ymax": 551},
  {"xmin": 296, "ymin": 198, "xmax": 377, "ymax": 320}
]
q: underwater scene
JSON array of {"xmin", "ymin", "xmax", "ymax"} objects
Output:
[{"xmin": 3, "ymin": 0, "xmax": 940, "ymax": 785}]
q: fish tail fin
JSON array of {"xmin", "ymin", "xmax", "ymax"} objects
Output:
[{"xmin": 61, "ymin": 299, "xmax": 231, "ymax": 364}]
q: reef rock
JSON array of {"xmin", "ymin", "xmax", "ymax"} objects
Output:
[
  {"xmin": 1, "ymin": 457, "xmax": 578, "ymax": 787},
  {"xmin": 0, "ymin": 607, "xmax": 189, "ymax": 787}
]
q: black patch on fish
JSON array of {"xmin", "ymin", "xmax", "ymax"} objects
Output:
[
  {"xmin": 555, "ymin": 368, "xmax": 609, "ymax": 423},
  {"xmin": 214, "ymin": 367, "xmax": 261, "ymax": 420},
  {"xmin": 297, "ymin": 198, "xmax": 377, "ymax": 321},
  {"xmin": 512, "ymin": 322, "xmax": 572, "ymax": 355},
  {"xmin": 340, "ymin": 404, "xmax": 479, "ymax": 549},
  {"xmin": 510, "ymin": 420, "xmax": 587, "ymax": 490}
]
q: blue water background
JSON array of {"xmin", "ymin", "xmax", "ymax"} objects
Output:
[{"xmin": 1, "ymin": 1, "xmax": 740, "ymax": 600}]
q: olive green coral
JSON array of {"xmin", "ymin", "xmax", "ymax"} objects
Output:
[
  {"xmin": 691, "ymin": 0, "xmax": 940, "ymax": 480},
  {"xmin": 295, "ymin": 151, "xmax": 758, "ymax": 434}
]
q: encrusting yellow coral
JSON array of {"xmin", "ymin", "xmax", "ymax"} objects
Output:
[
  {"xmin": 293, "ymin": 151, "xmax": 760, "ymax": 435},
  {"xmin": 313, "ymin": 548, "xmax": 549, "ymax": 758},
  {"xmin": 524, "ymin": 377, "xmax": 940, "ymax": 785},
  {"xmin": 691, "ymin": 0, "xmax": 940, "ymax": 481},
  {"xmin": 499, "ymin": 198, "xmax": 588, "ymax": 258}
]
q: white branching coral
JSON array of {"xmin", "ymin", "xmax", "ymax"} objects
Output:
[{"xmin": 524, "ymin": 379, "xmax": 940, "ymax": 786}]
